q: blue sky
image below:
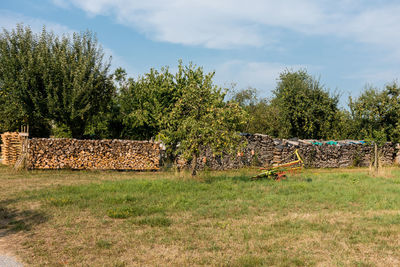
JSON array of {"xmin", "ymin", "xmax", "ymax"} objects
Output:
[{"xmin": 1, "ymin": 0, "xmax": 400, "ymax": 105}]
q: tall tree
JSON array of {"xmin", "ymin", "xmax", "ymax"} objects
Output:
[
  {"xmin": 272, "ymin": 69, "xmax": 339, "ymax": 139},
  {"xmin": 44, "ymin": 31, "xmax": 114, "ymax": 138},
  {"xmin": 0, "ymin": 24, "xmax": 51, "ymax": 136},
  {"xmin": 0, "ymin": 24, "xmax": 114, "ymax": 138}
]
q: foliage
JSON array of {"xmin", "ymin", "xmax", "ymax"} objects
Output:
[
  {"xmin": 231, "ymin": 71, "xmax": 340, "ymax": 139},
  {"xmin": 44, "ymin": 31, "xmax": 114, "ymax": 138},
  {"xmin": 160, "ymin": 63, "xmax": 247, "ymax": 175},
  {"xmin": 329, "ymin": 109, "xmax": 357, "ymax": 140},
  {"xmin": 118, "ymin": 67, "xmax": 176, "ymax": 140},
  {"xmin": 50, "ymin": 123, "xmax": 72, "ymax": 138},
  {"xmin": 349, "ymin": 83, "xmax": 400, "ymax": 144},
  {"xmin": 272, "ymin": 69, "xmax": 340, "ymax": 139},
  {"xmin": 117, "ymin": 62, "xmax": 247, "ymax": 175},
  {"xmin": 0, "ymin": 25, "xmax": 51, "ymax": 136},
  {"xmin": 231, "ymin": 87, "xmax": 286, "ymax": 136},
  {"xmin": 0, "ymin": 24, "xmax": 114, "ymax": 138},
  {"xmin": 84, "ymin": 96, "xmax": 124, "ymax": 139}
]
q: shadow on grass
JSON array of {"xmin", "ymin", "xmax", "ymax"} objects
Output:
[
  {"xmin": 0, "ymin": 201, "xmax": 48, "ymax": 237},
  {"xmin": 201, "ymin": 173, "xmax": 310, "ymax": 184}
]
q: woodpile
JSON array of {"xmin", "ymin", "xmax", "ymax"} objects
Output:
[
  {"xmin": 1, "ymin": 132, "xmax": 22, "ymax": 166},
  {"xmin": 395, "ymin": 144, "xmax": 400, "ymax": 165},
  {"xmin": 180, "ymin": 134, "xmax": 400, "ymax": 170},
  {"xmin": 2, "ymin": 131, "xmax": 399, "ymax": 171},
  {"xmin": 27, "ymin": 138, "xmax": 162, "ymax": 170}
]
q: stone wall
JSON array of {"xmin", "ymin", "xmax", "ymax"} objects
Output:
[
  {"xmin": 26, "ymin": 138, "xmax": 163, "ymax": 170},
  {"xmin": 184, "ymin": 134, "xmax": 398, "ymax": 170},
  {"xmin": 2, "ymin": 132, "xmax": 399, "ymax": 171}
]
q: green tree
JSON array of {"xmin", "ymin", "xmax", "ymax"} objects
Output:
[
  {"xmin": 349, "ymin": 83, "xmax": 400, "ymax": 143},
  {"xmin": 349, "ymin": 83, "xmax": 400, "ymax": 171},
  {"xmin": 231, "ymin": 87, "xmax": 286, "ymax": 136},
  {"xmin": 118, "ymin": 67, "xmax": 176, "ymax": 140},
  {"xmin": 0, "ymin": 24, "xmax": 51, "ymax": 136},
  {"xmin": 0, "ymin": 24, "xmax": 114, "ymax": 138},
  {"xmin": 329, "ymin": 109, "xmax": 357, "ymax": 140},
  {"xmin": 272, "ymin": 69, "xmax": 339, "ymax": 139},
  {"xmin": 161, "ymin": 63, "xmax": 247, "ymax": 175},
  {"xmin": 44, "ymin": 31, "xmax": 114, "ymax": 138}
]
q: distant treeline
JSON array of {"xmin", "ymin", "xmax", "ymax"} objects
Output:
[
  {"xmin": 1, "ymin": 24, "xmax": 400, "ymax": 153},
  {"xmin": 232, "ymin": 73, "xmax": 400, "ymax": 145}
]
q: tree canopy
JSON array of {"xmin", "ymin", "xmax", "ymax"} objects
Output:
[
  {"xmin": 349, "ymin": 83, "xmax": 400, "ymax": 144},
  {"xmin": 117, "ymin": 62, "xmax": 247, "ymax": 175},
  {"xmin": 272, "ymin": 70, "xmax": 339, "ymax": 139},
  {"xmin": 231, "ymin": 70, "xmax": 341, "ymax": 140},
  {"xmin": 160, "ymin": 63, "xmax": 247, "ymax": 175},
  {"xmin": 0, "ymin": 24, "xmax": 114, "ymax": 138}
]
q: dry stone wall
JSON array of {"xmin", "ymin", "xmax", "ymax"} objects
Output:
[
  {"xmin": 2, "ymin": 132, "xmax": 399, "ymax": 171},
  {"xmin": 27, "ymin": 138, "xmax": 162, "ymax": 170},
  {"xmin": 183, "ymin": 134, "xmax": 399, "ymax": 170}
]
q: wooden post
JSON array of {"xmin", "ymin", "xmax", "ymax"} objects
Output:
[{"xmin": 374, "ymin": 143, "xmax": 378, "ymax": 172}]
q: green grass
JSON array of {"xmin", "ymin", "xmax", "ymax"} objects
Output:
[
  {"xmin": 26, "ymin": 171, "xmax": 400, "ymax": 216},
  {"xmin": 2, "ymin": 165, "xmax": 400, "ymax": 266}
]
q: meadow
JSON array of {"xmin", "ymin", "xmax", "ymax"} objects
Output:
[{"xmin": 1, "ymin": 165, "xmax": 400, "ymax": 266}]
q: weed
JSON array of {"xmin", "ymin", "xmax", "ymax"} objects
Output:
[
  {"xmin": 134, "ymin": 216, "xmax": 172, "ymax": 227},
  {"xmin": 234, "ymin": 255, "xmax": 264, "ymax": 267},
  {"xmin": 107, "ymin": 207, "xmax": 144, "ymax": 219},
  {"xmin": 96, "ymin": 239, "xmax": 113, "ymax": 249},
  {"xmin": 46, "ymin": 197, "xmax": 74, "ymax": 207}
]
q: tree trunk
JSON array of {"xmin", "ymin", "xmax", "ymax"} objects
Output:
[{"xmin": 191, "ymin": 154, "xmax": 198, "ymax": 176}]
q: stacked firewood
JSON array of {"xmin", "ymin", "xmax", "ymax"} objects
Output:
[
  {"xmin": 27, "ymin": 138, "xmax": 162, "ymax": 170},
  {"xmin": 272, "ymin": 142, "xmax": 395, "ymax": 168},
  {"xmin": 179, "ymin": 134, "xmax": 399, "ymax": 170},
  {"xmin": 179, "ymin": 134, "xmax": 276, "ymax": 170},
  {"xmin": 1, "ymin": 132, "xmax": 22, "ymax": 166},
  {"xmin": 3, "ymin": 132, "xmax": 398, "ymax": 171}
]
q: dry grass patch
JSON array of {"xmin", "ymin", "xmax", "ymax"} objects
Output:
[{"xmin": 1, "ymin": 165, "xmax": 400, "ymax": 266}]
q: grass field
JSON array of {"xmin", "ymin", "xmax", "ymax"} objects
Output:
[{"xmin": 1, "ymin": 165, "xmax": 400, "ymax": 266}]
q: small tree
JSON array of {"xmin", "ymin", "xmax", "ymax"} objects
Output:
[{"xmin": 161, "ymin": 63, "xmax": 247, "ymax": 176}]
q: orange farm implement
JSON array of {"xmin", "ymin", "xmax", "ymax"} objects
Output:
[{"xmin": 251, "ymin": 149, "xmax": 304, "ymax": 181}]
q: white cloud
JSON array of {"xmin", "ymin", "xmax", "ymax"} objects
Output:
[
  {"xmin": 53, "ymin": 0, "xmax": 400, "ymax": 54},
  {"xmin": 215, "ymin": 60, "xmax": 308, "ymax": 96},
  {"xmin": 0, "ymin": 9, "xmax": 74, "ymax": 36},
  {"xmin": 54, "ymin": 0, "xmax": 325, "ymax": 49}
]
